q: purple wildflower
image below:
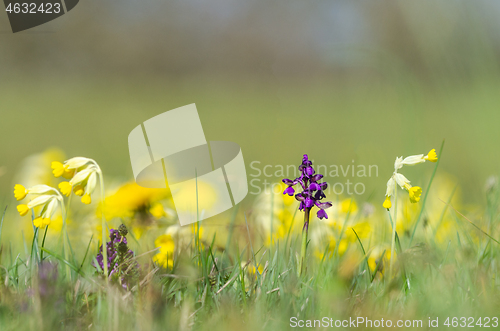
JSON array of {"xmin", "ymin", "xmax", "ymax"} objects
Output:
[
  {"xmin": 93, "ymin": 224, "xmax": 138, "ymax": 289},
  {"xmin": 282, "ymin": 154, "xmax": 332, "ymax": 220}
]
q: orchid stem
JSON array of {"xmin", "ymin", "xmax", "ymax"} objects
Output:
[{"xmin": 298, "ymin": 207, "xmax": 311, "ymax": 276}]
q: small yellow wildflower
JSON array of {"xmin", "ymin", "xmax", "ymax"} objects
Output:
[
  {"xmin": 248, "ymin": 264, "xmax": 264, "ymax": 276},
  {"xmin": 59, "ymin": 181, "xmax": 72, "ymax": 197},
  {"xmin": 73, "ymin": 185, "xmax": 84, "ymax": 196},
  {"xmin": 408, "ymin": 186, "xmax": 422, "ymax": 203},
  {"xmin": 383, "ymin": 196, "xmax": 392, "ymax": 210},
  {"xmin": 33, "ymin": 217, "xmax": 51, "ymax": 228},
  {"xmin": 14, "ymin": 184, "xmax": 28, "ymax": 201},
  {"xmin": 14, "ymin": 184, "xmax": 63, "ymax": 228},
  {"xmin": 149, "ymin": 203, "xmax": 166, "ymax": 218},
  {"xmin": 81, "ymin": 194, "xmax": 92, "ymax": 204},
  {"xmin": 341, "ymin": 198, "xmax": 358, "ymax": 213},
  {"xmin": 425, "ymin": 149, "xmax": 438, "ymax": 162},
  {"xmin": 383, "ymin": 149, "xmax": 436, "ymax": 208},
  {"xmin": 153, "ymin": 234, "xmax": 175, "ymax": 268},
  {"xmin": 51, "ymin": 161, "xmax": 75, "ymax": 179},
  {"xmin": 54, "ymin": 157, "xmax": 102, "ymax": 205},
  {"xmin": 17, "ymin": 204, "xmax": 29, "ymax": 216}
]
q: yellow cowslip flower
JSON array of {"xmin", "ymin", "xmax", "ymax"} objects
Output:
[
  {"xmin": 55, "ymin": 157, "xmax": 101, "ymax": 205},
  {"xmin": 408, "ymin": 186, "xmax": 422, "ymax": 203},
  {"xmin": 14, "ymin": 184, "xmax": 63, "ymax": 228},
  {"xmin": 51, "ymin": 161, "xmax": 75, "ymax": 179},
  {"xmin": 14, "ymin": 184, "xmax": 28, "ymax": 200},
  {"xmin": 153, "ymin": 234, "xmax": 175, "ymax": 268},
  {"xmin": 17, "ymin": 204, "xmax": 29, "ymax": 216},
  {"xmin": 58, "ymin": 181, "xmax": 72, "ymax": 197},
  {"xmin": 383, "ymin": 196, "xmax": 392, "ymax": 209},
  {"xmin": 383, "ymin": 149, "xmax": 437, "ymax": 209},
  {"xmin": 425, "ymin": 149, "xmax": 438, "ymax": 162}
]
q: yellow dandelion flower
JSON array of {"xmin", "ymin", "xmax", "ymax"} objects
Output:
[
  {"xmin": 153, "ymin": 234, "xmax": 175, "ymax": 268},
  {"xmin": 149, "ymin": 203, "xmax": 166, "ymax": 219},
  {"xmin": 155, "ymin": 234, "xmax": 175, "ymax": 248},
  {"xmin": 153, "ymin": 252, "xmax": 173, "ymax": 268}
]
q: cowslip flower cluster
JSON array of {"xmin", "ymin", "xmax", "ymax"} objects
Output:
[
  {"xmin": 14, "ymin": 184, "xmax": 64, "ymax": 228},
  {"xmin": 282, "ymin": 154, "xmax": 332, "ymax": 219},
  {"xmin": 383, "ymin": 149, "xmax": 438, "ymax": 210},
  {"xmin": 52, "ymin": 157, "xmax": 102, "ymax": 205},
  {"xmin": 93, "ymin": 225, "xmax": 138, "ymax": 288}
]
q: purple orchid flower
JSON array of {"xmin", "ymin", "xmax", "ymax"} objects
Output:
[{"xmin": 282, "ymin": 154, "xmax": 332, "ymax": 220}]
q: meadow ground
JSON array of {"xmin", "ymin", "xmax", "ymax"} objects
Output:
[{"xmin": 1, "ymin": 78, "xmax": 500, "ymax": 330}]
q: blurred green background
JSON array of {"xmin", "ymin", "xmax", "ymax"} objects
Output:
[{"xmin": 1, "ymin": 0, "xmax": 500, "ymax": 206}]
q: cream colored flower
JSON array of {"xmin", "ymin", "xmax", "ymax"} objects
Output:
[
  {"xmin": 54, "ymin": 157, "xmax": 102, "ymax": 205},
  {"xmin": 383, "ymin": 149, "xmax": 437, "ymax": 210},
  {"xmin": 14, "ymin": 184, "xmax": 64, "ymax": 228}
]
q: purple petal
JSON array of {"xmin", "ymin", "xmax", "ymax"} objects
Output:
[
  {"xmin": 317, "ymin": 209, "xmax": 328, "ymax": 220},
  {"xmin": 316, "ymin": 201, "xmax": 332, "ymax": 209},
  {"xmin": 295, "ymin": 193, "xmax": 305, "ymax": 202},
  {"xmin": 283, "ymin": 186, "xmax": 295, "ymax": 196},
  {"xmin": 305, "ymin": 166, "xmax": 315, "ymax": 176},
  {"xmin": 282, "ymin": 178, "xmax": 294, "ymax": 185},
  {"xmin": 309, "ymin": 183, "xmax": 320, "ymax": 191},
  {"xmin": 320, "ymin": 182, "xmax": 328, "ymax": 190},
  {"xmin": 311, "ymin": 174, "xmax": 323, "ymax": 182},
  {"xmin": 314, "ymin": 190, "xmax": 326, "ymax": 200}
]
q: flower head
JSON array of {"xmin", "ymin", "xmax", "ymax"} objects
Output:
[
  {"xmin": 14, "ymin": 184, "xmax": 28, "ymax": 201},
  {"xmin": 93, "ymin": 225, "xmax": 138, "ymax": 289},
  {"xmin": 53, "ymin": 157, "xmax": 102, "ymax": 205},
  {"xmin": 14, "ymin": 184, "xmax": 63, "ymax": 228},
  {"xmin": 282, "ymin": 154, "xmax": 332, "ymax": 220},
  {"xmin": 409, "ymin": 186, "xmax": 422, "ymax": 203},
  {"xmin": 51, "ymin": 161, "xmax": 75, "ymax": 179},
  {"xmin": 383, "ymin": 149, "xmax": 437, "ymax": 209},
  {"xmin": 425, "ymin": 149, "xmax": 438, "ymax": 162},
  {"xmin": 153, "ymin": 234, "xmax": 175, "ymax": 268}
]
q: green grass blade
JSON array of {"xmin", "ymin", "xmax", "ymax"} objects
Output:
[
  {"xmin": 40, "ymin": 247, "xmax": 85, "ymax": 276},
  {"xmin": 352, "ymin": 228, "xmax": 372, "ymax": 283},
  {"xmin": 409, "ymin": 139, "xmax": 445, "ymax": 246}
]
